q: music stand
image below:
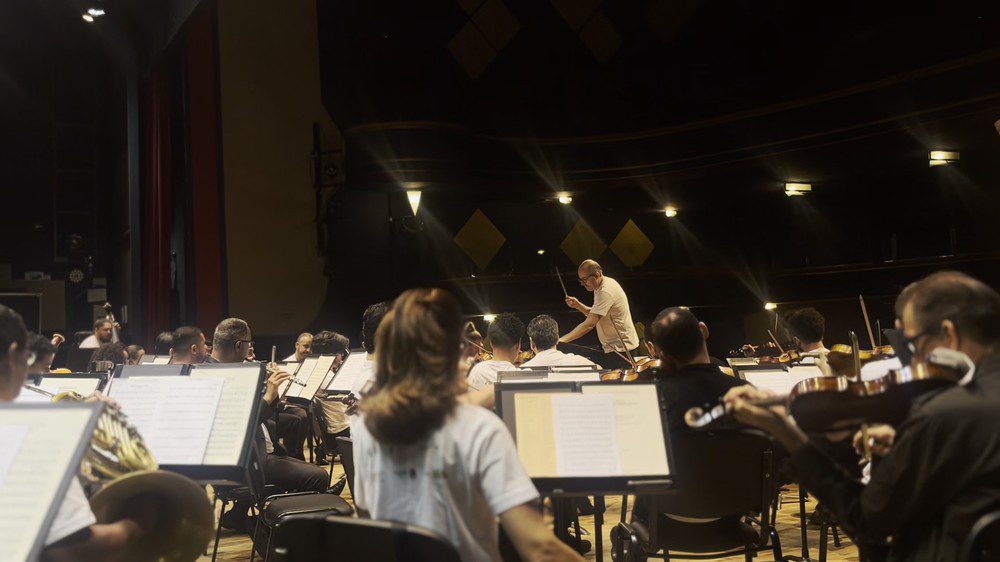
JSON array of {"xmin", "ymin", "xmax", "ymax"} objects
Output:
[
  {"xmin": 64, "ymin": 347, "xmax": 94, "ymax": 373},
  {"xmin": 494, "ymin": 380, "xmax": 674, "ymax": 496},
  {"xmin": 0, "ymin": 402, "xmax": 102, "ymax": 562},
  {"xmin": 324, "ymin": 349, "xmax": 368, "ymax": 395},
  {"xmin": 138, "ymin": 354, "xmax": 172, "ymax": 365}
]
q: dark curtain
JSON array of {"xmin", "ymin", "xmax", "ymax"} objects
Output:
[{"xmin": 141, "ymin": 63, "xmax": 173, "ymax": 348}]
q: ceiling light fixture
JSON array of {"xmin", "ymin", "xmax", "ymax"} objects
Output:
[
  {"xmin": 664, "ymin": 206, "xmax": 678, "ymax": 218},
  {"xmin": 764, "ymin": 302, "xmax": 778, "ymax": 311},
  {"xmin": 406, "ymin": 190, "xmax": 421, "ymax": 215},
  {"xmin": 82, "ymin": 13, "xmax": 95, "ymax": 22},
  {"xmin": 929, "ymin": 150, "xmax": 959, "ymax": 166},
  {"xmin": 536, "ymin": 249, "xmax": 545, "ymax": 255},
  {"xmin": 483, "ymin": 313, "xmax": 496, "ymax": 323},
  {"xmin": 784, "ymin": 182, "xmax": 811, "ymax": 197},
  {"xmin": 87, "ymin": 8, "xmax": 106, "ymax": 16},
  {"xmin": 556, "ymin": 192, "xmax": 573, "ymax": 205}
]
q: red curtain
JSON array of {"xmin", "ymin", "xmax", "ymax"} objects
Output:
[{"xmin": 141, "ymin": 64, "xmax": 173, "ymax": 348}]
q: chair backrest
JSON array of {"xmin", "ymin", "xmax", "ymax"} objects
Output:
[
  {"xmin": 961, "ymin": 509, "xmax": 1000, "ymax": 562},
  {"xmin": 652, "ymin": 430, "xmax": 774, "ymax": 520},
  {"xmin": 336, "ymin": 436, "xmax": 355, "ymax": 496},
  {"xmin": 271, "ymin": 513, "xmax": 462, "ymax": 562},
  {"xmin": 65, "ymin": 346, "xmax": 94, "ymax": 372}
]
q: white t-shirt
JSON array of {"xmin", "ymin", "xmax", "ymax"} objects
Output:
[
  {"xmin": 45, "ymin": 478, "xmax": 97, "ymax": 546},
  {"xmin": 353, "ymin": 404, "xmax": 539, "ymax": 562},
  {"xmin": 466, "ymin": 360, "xmax": 516, "ymax": 391},
  {"xmin": 520, "ymin": 348, "xmax": 597, "ymax": 369},
  {"xmin": 282, "ymin": 353, "xmax": 299, "ymax": 362},
  {"xmin": 78, "ymin": 335, "xmax": 100, "ymax": 349},
  {"xmin": 590, "ymin": 276, "xmax": 639, "ymax": 353}
]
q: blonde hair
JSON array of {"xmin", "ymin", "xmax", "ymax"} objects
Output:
[{"xmin": 362, "ymin": 288, "xmax": 466, "ymax": 445}]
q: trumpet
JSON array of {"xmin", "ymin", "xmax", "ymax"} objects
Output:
[{"xmin": 22, "ymin": 386, "xmax": 214, "ymax": 561}]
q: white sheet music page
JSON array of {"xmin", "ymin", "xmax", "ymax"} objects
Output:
[
  {"xmin": 280, "ymin": 357, "xmax": 317, "ymax": 397},
  {"xmin": 327, "ymin": 353, "xmax": 366, "ymax": 392},
  {"xmin": 151, "ymin": 355, "xmax": 171, "ymax": 365},
  {"xmin": 744, "ymin": 368, "xmax": 819, "ymax": 395},
  {"xmin": 0, "ymin": 406, "xmax": 95, "ymax": 562},
  {"xmin": 551, "ymin": 394, "xmax": 622, "ymax": 476},
  {"xmin": 582, "ymin": 384, "xmax": 669, "ymax": 476},
  {"xmin": 37, "ymin": 377, "xmax": 101, "ymax": 397},
  {"xmin": 190, "ymin": 366, "xmax": 261, "ymax": 465},
  {"xmin": 109, "ymin": 377, "xmax": 224, "ymax": 464},
  {"xmin": 300, "ymin": 355, "xmax": 336, "ymax": 398}
]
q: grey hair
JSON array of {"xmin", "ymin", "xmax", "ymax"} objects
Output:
[{"xmin": 213, "ymin": 318, "xmax": 249, "ymax": 348}]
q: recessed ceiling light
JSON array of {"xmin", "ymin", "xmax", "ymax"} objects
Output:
[
  {"xmin": 557, "ymin": 194, "xmax": 572, "ymax": 205},
  {"xmin": 929, "ymin": 150, "xmax": 959, "ymax": 166},
  {"xmin": 536, "ymin": 249, "xmax": 545, "ymax": 255},
  {"xmin": 406, "ymin": 190, "xmax": 421, "ymax": 215},
  {"xmin": 784, "ymin": 182, "xmax": 811, "ymax": 197},
  {"xmin": 87, "ymin": 8, "xmax": 105, "ymax": 16}
]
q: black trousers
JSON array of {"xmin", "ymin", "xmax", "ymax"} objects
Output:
[
  {"xmin": 277, "ymin": 404, "xmax": 309, "ymax": 460},
  {"xmin": 600, "ymin": 350, "xmax": 638, "ymax": 370},
  {"xmin": 263, "ymin": 453, "xmax": 329, "ymax": 493}
]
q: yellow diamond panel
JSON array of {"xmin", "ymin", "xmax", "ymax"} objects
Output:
[
  {"xmin": 609, "ymin": 219, "xmax": 654, "ymax": 267},
  {"xmin": 560, "ymin": 218, "xmax": 606, "ymax": 266},
  {"xmin": 454, "ymin": 209, "xmax": 507, "ymax": 270}
]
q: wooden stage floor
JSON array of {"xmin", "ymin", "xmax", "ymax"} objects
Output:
[{"xmin": 198, "ymin": 461, "xmax": 859, "ymax": 562}]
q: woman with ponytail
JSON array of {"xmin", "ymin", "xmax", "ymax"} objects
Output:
[{"xmin": 354, "ymin": 288, "xmax": 584, "ymax": 562}]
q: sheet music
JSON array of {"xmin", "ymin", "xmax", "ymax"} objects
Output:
[
  {"xmin": 552, "ymin": 394, "xmax": 622, "ymax": 476},
  {"xmin": 13, "ymin": 390, "xmax": 50, "ymax": 404},
  {"xmin": 326, "ymin": 353, "xmax": 367, "ymax": 392},
  {"xmin": 0, "ymin": 406, "xmax": 96, "ymax": 562},
  {"xmin": 279, "ymin": 357, "xmax": 318, "ymax": 396},
  {"xmin": 151, "ymin": 355, "xmax": 171, "ymax": 365},
  {"xmin": 37, "ymin": 377, "xmax": 102, "ymax": 398},
  {"xmin": 109, "ymin": 377, "xmax": 224, "ymax": 464},
  {"xmin": 744, "ymin": 367, "xmax": 820, "ymax": 395},
  {"xmin": 190, "ymin": 366, "xmax": 261, "ymax": 465},
  {"xmin": 287, "ymin": 355, "xmax": 336, "ymax": 399},
  {"xmin": 514, "ymin": 394, "xmax": 557, "ymax": 476},
  {"xmin": 581, "ymin": 385, "xmax": 669, "ymax": 475}
]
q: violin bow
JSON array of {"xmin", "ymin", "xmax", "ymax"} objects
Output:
[
  {"xmin": 766, "ymin": 329, "xmax": 786, "ymax": 355},
  {"xmin": 859, "ymin": 295, "xmax": 877, "ymax": 351},
  {"xmin": 849, "ymin": 330, "xmax": 873, "ymax": 462}
]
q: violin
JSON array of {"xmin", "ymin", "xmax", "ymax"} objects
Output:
[
  {"xmin": 685, "ymin": 343, "xmax": 964, "ymax": 433},
  {"xmin": 599, "ymin": 356, "xmax": 661, "ymax": 382},
  {"xmin": 824, "ymin": 344, "xmax": 895, "ymax": 377},
  {"xmin": 513, "ymin": 349, "xmax": 535, "ymax": 366}
]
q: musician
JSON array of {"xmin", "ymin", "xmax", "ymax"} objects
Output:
[
  {"xmin": 283, "ymin": 332, "xmax": 312, "ymax": 362},
  {"xmin": 27, "ymin": 333, "xmax": 57, "ymax": 374},
  {"xmin": 153, "ymin": 331, "xmax": 173, "ymax": 356},
  {"xmin": 0, "ymin": 306, "xmax": 155, "ymax": 561},
  {"xmin": 520, "ymin": 315, "xmax": 597, "ymax": 368},
  {"xmin": 124, "ymin": 344, "xmax": 144, "ymax": 365},
  {"xmin": 726, "ymin": 271, "xmax": 1000, "ymax": 561},
  {"xmin": 349, "ymin": 302, "xmax": 389, "ymax": 401},
  {"xmin": 354, "ymin": 288, "xmax": 585, "ymax": 562},
  {"xmin": 559, "ymin": 260, "xmax": 639, "ymax": 369},
  {"xmin": 88, "ymin": 342, "xmax": 127, "ymax": 368},
  {"xmin": 646, "ymin": 307, "xmax": 747, "ymax": 431},
  {"xmin": 166, "ymin": 326, "xmax": 209, "ymax": 365},
  {"xmin": 210, "ymin": 318, "xmax": 333, "ymax": 531},
  {"xmin": 785, "ymin": 307, "xmax": 827, "ymax": 361},
  {"xmin": 466, "ymin": 313, "xmax": 523, "ymax": 391},
  {"xmin": 311, "ymin": 331, "xmax": 352, "ymax": 465},
  {"xmin": 79, "ymin": 318, "xmax": 113, "ymax": 349}
]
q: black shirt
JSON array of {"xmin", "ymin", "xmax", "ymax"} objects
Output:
[
  {"xmin": 788, "ymin": 356, "xmax": 1000, "ymax": 561},
  {"xmin": 657, "ymin": 363, "xmax": 748, "ymax": 432}
]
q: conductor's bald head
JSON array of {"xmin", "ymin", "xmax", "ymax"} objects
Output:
[
  {"xmin": 577, "ymin": 260, "xmax": 603, "ymax": 291},
  {"xmin": 650, "ymin": 307, "xmax": 709, "ymax": 366}
]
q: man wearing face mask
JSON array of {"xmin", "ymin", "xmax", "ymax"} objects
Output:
[{"xmin": 725, "ymin": 271, "xmax": 1000, "ymax": 561}]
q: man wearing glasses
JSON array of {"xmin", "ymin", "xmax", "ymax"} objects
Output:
[{"xmin": 559, "ymin": 259, "xmax": 639, "ymax": 369}]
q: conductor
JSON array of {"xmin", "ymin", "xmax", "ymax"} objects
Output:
[{"xmin": 559, "ymin": 259, "xmax": 639, "ymax": 368}]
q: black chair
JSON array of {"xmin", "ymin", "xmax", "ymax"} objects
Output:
[
  {"xmin": 210, "ymin": 439, "xmax": 283, "ymax": 561},
  {"xmin": 65, "ymin": 346, "xmax": 94, "ymax": 372},
  {"xmin": 269, "ymin": 513, "xmax": 461, "ymax": 562},
  {"xmin": 611, "ymin": 430, "xmax": 784, "ymax": 562},
  {"xmin": 961, "ymin": 509, "xmax": 1000, "ymax": 562},
  {"xmin": 336, "ymin": 436, "xmax": 355, "ymax": 497}
]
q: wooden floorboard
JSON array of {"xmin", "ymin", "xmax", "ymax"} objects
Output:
[{"xmin": 197, "ymin": 461, "xmax": 860, "ymax": 561}]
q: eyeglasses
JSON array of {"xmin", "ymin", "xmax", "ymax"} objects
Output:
[
  {"xmin": 903, "ymin": 328, "xmax": 937, "ymax": 355},
  {"xmin": 236, "ymin": 339, "xmax": 254, "ymax": 349},
  {"xmin": 578, "ymin": 274, "xmax": 597, "ymax": 285}
]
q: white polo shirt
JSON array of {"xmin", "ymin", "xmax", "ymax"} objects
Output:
[
  {"xmin": 520, "ymin": 348, "xmax": 597, "ymax": 369},
  {"xmin": 591, "ymin": 276, "xmax": 639, "ymax": 353},
  {"xmin": 466, "ymin": 360, "xmax": 516, "ymax": 391}
]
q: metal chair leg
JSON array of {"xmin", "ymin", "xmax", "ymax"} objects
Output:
[
  {"xmin": 819, "ymin": 518, "xmax": 828, "ymax": 562},
  {"xmin": 798, "ymin": 487, "xmax": 810, "ymax": 560},
  {"xmin": 211, "ymin": 499, "xmax": 227, "ymax": 562}
]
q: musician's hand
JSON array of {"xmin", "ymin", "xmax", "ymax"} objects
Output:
[
  {"xmin": 264, "ymin": 370, "xmax": 292, "ymax": 402},
  {"xmin": 344, "ymin": 395, "xmax": 360, "ymax": 416},
  {"xmin": 723, "ymin": 386, "xmax": 807, "ymax": 452},
  {"xmin": 854, "ymin": 424, "xmax": 895, "ymax": 457},
  {"xmin": 565, "ymin": 296, "xmax": 582, "ymax": 310},
  {"xmin": 84, "ymin": 391, "xmax": 120, "ymax": 411}
]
